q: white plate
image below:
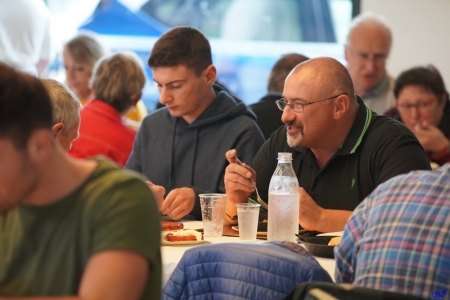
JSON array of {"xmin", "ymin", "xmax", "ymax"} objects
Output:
[
  {"xmin": 317, "ymin": 231, "xmax": 343, "ymax": 237},
  {"xmin": 231, "ymin": 226, "xmax": 267, "ymax": 236},
  {"xmin": 162, "ymin": 239, "xmax": 209, "ymax": 246}
]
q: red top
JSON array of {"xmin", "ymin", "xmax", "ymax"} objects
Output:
[{"xmin": 69, "ymin": 100, "xmax": 137, "ymax": 167}]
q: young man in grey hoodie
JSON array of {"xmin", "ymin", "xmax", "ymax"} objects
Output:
[{"xmin": 126, "ymin": 26, "xmax": 265, "ymax": 221}]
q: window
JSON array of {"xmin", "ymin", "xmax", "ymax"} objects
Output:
[{"xmin": 47, "ymin": 0, "xmax": 358, "ymax": 111}]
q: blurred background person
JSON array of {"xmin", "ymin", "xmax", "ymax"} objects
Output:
[
  {"xmin": 69, "ymin": 51, "xmax": 146, "ymax": 167},
  {"xmin": 345, "ymin": 12, "xmax": 395, "ymax": 114},
  {"xmin": 0, "ymin": 0, "xmax": 54, "ymax": 76},
  {"xmin": 250, "ymin": 53, "xmax": 309, "ymax": 139},
  {"xmin": 0, "ymin": 62, "xmax": 162, "ymax": 299},
  {"xmin": 386, "ymin": 65, "xmax": 450, "ymax": 167},
  {"xmin": 63, "ymin": 32, "xmax": 147, "ymax": 130},
  {"xmin": 41, "ymin": 78, "xmax": 81, "ymax": 152},
  {"xmin": 63, "ymin": 33, "xmax": 104, "ymax": 104}
]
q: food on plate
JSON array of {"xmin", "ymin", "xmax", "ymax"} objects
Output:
[
  {"xmin": 430, "ymin": 162, "xmax": 439, "ymax": 170},
  {"xmin": 328, "ymin": 236, "xmax": 342, "ymax": 246},
  {"xmin": 163, "ymin": 229, "xmax": 203, "ymax": 242},
  {"xmin": 161, "ymin": 220, "xmax": 184, "ymax": 231}
]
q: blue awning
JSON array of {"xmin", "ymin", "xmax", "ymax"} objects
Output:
[{"xmin": 79, "ymin": 0, "xmax": 168, "ymax": 36}]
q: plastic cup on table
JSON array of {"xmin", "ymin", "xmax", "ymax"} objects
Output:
[
  {"xmin": 199, "ymin": 193, "xmax": 226, "ymax": 238},
  {"xmin": 235, "ymin": 203, "xmax": 261, "ymax": 241}
]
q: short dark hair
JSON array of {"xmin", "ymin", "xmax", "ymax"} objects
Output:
[
  {"xmin": 394, "ymin": 65, "xmax": 448, "ymax": 101},
  {"xmin": 0, "ymin": 63, "xmax": 53, "ymax": 149},
  {"xmin": 268, "ymin": 53, "xmax": 309, "ymax": 92},
  {"xmin": 148, "ymin": 26, "xmax": 212, "ymax": 76}
]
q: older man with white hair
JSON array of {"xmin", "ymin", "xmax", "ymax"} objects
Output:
[{"xmin": 345, "ymin": 12, "xmax": 395, "ymax": 115}]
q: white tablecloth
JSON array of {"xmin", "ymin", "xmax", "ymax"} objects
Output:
[{"xmin": 162, "ymin": 221, "xmax": 338, "ymax": 286}]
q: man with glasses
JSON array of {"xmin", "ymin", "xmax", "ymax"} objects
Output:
[
  {"xmin": 345, "ymin": 12, "xmax": 395, "ymax": 115},
  {"xmin": 250, "ymin": 53, "xmax": 309, "ymax": 140},
  {"xmin": 386, "ymin": 65, "xmax": 450, "ymax": 167},
  {"xmin": 224, "ymin": 57, "xmax": 430, "ymax": 233}
]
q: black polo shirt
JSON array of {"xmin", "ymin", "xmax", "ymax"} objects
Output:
[{"xmin": 251, "ymin": 96, "xmax": 431, "ymax": 211}]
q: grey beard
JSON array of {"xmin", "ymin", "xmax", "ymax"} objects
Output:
[{"xmin": 286, "ymin": 131, "xmax": 303, "ymax": 147}]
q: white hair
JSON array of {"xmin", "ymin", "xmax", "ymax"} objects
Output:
[{"xmin": 346, "ymin": 11, "xmax": 392, "ymax": 48}]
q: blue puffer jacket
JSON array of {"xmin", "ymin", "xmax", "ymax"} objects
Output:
[{"xmin": 162, "ymin": 242, "xmax": 332, "ymax": 300}]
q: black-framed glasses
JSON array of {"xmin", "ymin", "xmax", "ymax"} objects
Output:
[{"xmin": 276, "ymin": 93, "xmax": 347, "ymax": 113}]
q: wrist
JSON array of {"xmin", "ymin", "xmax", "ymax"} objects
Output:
[{"xmin": 224, "ymin": 196, "xmax": 245, "ymax": 224}]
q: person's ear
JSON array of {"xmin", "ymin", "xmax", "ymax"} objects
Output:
[
  {"xmin": 334, "ymin": 94, "xmax": 350, "ymax": 120},
  {"xmin": 344, "ymin": 45, "xmax": 350, "ymax": 62},
  {"xmin": 203, "ymin": 64, "xmax": 217, "ymax": 85},
  {"xmin": 27, "ymin": 129, "xmax": 53, "ymax": 164},
  {"xmin": 51, "ymin": 122, "xmax": 64, "ymax": 137}
]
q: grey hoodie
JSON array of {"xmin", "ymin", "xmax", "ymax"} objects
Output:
[{"xmin": 126, "ymin": 85, "xmax": 265, "ymax": 219}]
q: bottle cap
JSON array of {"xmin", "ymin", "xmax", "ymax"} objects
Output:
[{"xmin": 277, "ymin": 152, "xmax": 293, "ymax": 160}]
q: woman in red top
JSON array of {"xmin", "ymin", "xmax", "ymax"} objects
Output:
[{"xmin": 69, "ymin": 52, "xmax": 146, "ymax": 167}]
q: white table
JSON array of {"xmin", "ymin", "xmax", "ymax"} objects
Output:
[{"xmin": 162, "ymin": 221, "xmax": 338, "ymax": 286}]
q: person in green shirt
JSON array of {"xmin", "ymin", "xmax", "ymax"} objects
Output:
[{"xmin": 0, "ymin": 62, "xmax": 162, "ymax": 299}]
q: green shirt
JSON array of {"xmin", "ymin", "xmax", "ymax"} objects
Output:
[{"xmin": 0, "ymin": 159, "xmax": 161, "ymax": 298}]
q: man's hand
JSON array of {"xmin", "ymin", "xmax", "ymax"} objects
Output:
[
  {"xmin": 299, "ymin": 187, "xmax": 351, "ymax": 232},
  {"xmin": 223, "ymin": 149, "xmax": 256, "ymax": 224},
  {"xmin": 413, "ymin": 122, "xmax": 449, "ymax": 153},
  {"xmin": 161, "ymin": 187, "xmax": 195, "ymax": 220},
  {"xmin": 224, "ymin": 149, "xmax": 255, "ymax": 203},
  {"xmin": 299, "ymin": 187, "xmax": 325, "ymax": 230},
  {"xmin": 145, "ymin": 181, "xmax": 165, "ymax": 210}
]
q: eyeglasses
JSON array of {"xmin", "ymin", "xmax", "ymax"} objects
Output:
[
  {"xmin": 355, "ymin": 53, "xmax": 387, "ymax": 64},
  {"xmin": 397, "ymin": 101, "xmax": 436, "ymax": 113},
  {"xmin": 348, "ymin": 49, "xmax": 388, "ymax": 64},
  {"xmin": 276, "ymin": 93, "xmax": 347, "ymax": 113}
]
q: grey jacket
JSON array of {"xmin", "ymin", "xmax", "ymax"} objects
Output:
[{"xmin": 126, "ymin": 85, "xmax": 265, "ymax": 219}]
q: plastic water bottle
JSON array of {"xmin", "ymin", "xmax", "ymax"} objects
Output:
[{"xmin": 267, "ymin": 152, "xmax": 299, "ymax": 242}]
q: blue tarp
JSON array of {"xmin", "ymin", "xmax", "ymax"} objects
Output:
[{"xmin": 79, "ymin": 0, "xmax": 168, "ymax": 36}]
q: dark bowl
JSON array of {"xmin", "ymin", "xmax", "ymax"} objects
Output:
[
  {"xmin": 257, "ymin": 222, "xmax": 268, "ymax": 232},
  {"xmin": 298, "ymin": 236, "xmax": 339, "ymax": 258}
]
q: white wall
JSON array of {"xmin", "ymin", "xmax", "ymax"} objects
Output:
[{"xmin": 362, "ymin": 0, "xmax": 450, "ymax": 87}]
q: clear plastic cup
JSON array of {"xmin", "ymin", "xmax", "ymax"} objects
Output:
[
  {"xmin": 236, "ymin": 203, "xmax": 261, "ymax": 240},
  {"xmin": 199, "ymin": 194, "xmax": 226, "ymax": 238}
]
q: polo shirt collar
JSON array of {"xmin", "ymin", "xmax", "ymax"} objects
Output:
[
  {"xmin": 290, "ymin": 95, "xmax": 372, "ymax": 155},
  {"xmin": 338, "ymin": 95, "xmax": 372, "ymax": 155}
]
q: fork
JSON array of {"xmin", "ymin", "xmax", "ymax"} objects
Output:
[{"xmin": 234, "ymin": 156, "xmax": 269, "ymax": 210}]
